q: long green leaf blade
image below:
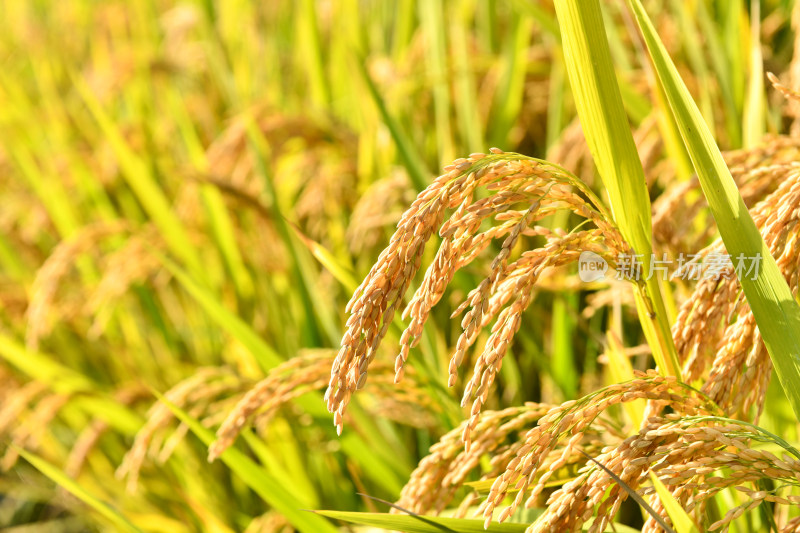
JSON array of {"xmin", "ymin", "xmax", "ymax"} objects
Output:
[
  {"xmin": 553, "ymin": 0, "xmax": 681, "ymax": 380},
  {"xmin": 314, "ymin": 509, "xmax": 642, "ymax": 533},
  {"xmin": 314, "ymin": 510, "xmax": 530, "ymax": 533},
  {"xmin": 160, "ymin": 255, "xmax": 283, "ymax": 370},
  {"xmin": 17, "ymin": 448, "xmax": 144, "ymax": 533},
  {"xmin": 649, "ymin": 472, "xmax": 700, "ymax": 533},
  {"xmin": 156, "ymin": 391, "xmax": 339, "ymax": 533},
  {"xmin": 624, "ymin": 0, "xmax": 800, "ymax": 420}
]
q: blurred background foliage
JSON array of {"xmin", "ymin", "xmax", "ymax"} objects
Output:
[{"xmin": 0, "ymin": 0, "xmax": 799, "ymax": 531}]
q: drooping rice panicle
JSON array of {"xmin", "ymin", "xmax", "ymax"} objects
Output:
[{"xmin": 327, "ymin": 150, "xmax": 633, "ymax": 436}]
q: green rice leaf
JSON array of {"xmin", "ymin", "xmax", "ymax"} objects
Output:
[
  {"xmin": 72, "ymin": 75, "xmax": 204, "ymax": 281},
  {"xmin": 624, "ymin": 0, "xmax": 800, "ymax": 421},
  {"xmin": 358, "ymin": 60, "xmax": 430, "ymax": 191},
  {"xmin": 605, "ymin": 331, "xmax": 643, "ymax": 429},
  {"xmin": 314, "ymin": 509, "xmax": 642, "ymax": 533},
  {"xmin": 17, "ymin": 447, "xmax": 144, "ymax": 533},
  {"xmin": 487, "ymin": 15, "xmax": 534, "ymax": 147},
  {"xmin": 420, "ymin": 0, "xmax": 454, "ymax": 163},
  {"xmin": 743, "ymin": 1, "xmax": 764, "ymax": 149},
  {"xmin": 159, "ymin": 255, "xmax": 283, "ymax": 370},
  {"xmin": 314, "ymin": 510, "xmax": 529, "ymax": 533},
  {"xmin": 0, "ymin": 334, "xmax": 93, "ymax": 393},
  {"xmin": 552, "ymin": 0, "xmax": 681, "ymax": 380},
  {"xmin": 162, "ymin": 257, "xmax": 406, "ymax": 493},
  {"xmin": 287, "ymin": 220, "xmax": 359, "ymax": 293},
  {"xmin": 649, "ymin": 472, "xmax": 700, "ymax": 533},
  {"xmin": 155, "ymin": 391, "xmax": 339, "ymax": 533}
]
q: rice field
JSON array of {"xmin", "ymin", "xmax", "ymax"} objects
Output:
[{"xmin": 3, "ymin": 1, "xmax": 800, "ymax": 532}]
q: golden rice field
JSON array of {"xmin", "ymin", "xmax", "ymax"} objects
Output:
[{"xmin": 4, "ymin": 1, "xmax": 800, "ymax": 532}]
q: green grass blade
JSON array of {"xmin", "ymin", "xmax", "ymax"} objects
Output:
[
  {"xmin": 242, "ymin": 429, "xmax": 318, "ymax": 508},
  {"xmin": 419, "ymin": 0, "xmax": 454, "ymax": 163},
  {"xmin": 245, "ymin": 118, "xmax": 340, "ymax": 346},
  {"xmin": 551, "ymin": 295, "xmax": 578, "ymax": 399},
  {"xmin": 451, "ymin": 3, "xmax": 484, "ymax": 153},
  {"xmin": 314, "ymin": 510, "xmax": 530, "ymax": 533},
  {"xmin": 649, "ymin": 472, "xmax": 700, "ymax": 533},
  {"xmin": 358, "ymin": 60, "xmax": 431, "ymax": 191},
  {"xmin": 552, "ymin": 0, "xmax": 681, "ymax": 380},
  {"xmin": 160, "ymin": 256, "xmax": 283, "ymax": 370},
  {"xmin": 669, "ymin": 0, "xmax": 716, "ymax": 140},
  {"xmin": 295, "ymin": 0, "xmax": 330, "ymax": 108},
  {"xmin": 8, "ymin": 142, "xmax": 80, "ymax": 239},
  {"xmin": 487, "ymin": 15, "xmax": 533, "ymax": 147},
  {"xmin": 507, "ymin": 0, "xmax": 559, "ymax": 38},
  {"xmin": 287, "ymin": 221, "xmax": 359, "ymax": 293},
  {"xmin": 70, "ymin": 396, "xmax": 143, "ymax": 436},
  {"xmin": 72, "ymin": 75, "xmax": 204, "ymax": 281},
  {"xmin": 0, "ymin": 334, "xmax": 93, "ymax": 393},
  {"xmin": 163, "ymin": 259, "xmax": 406, "ymax": 492},
  {"xmin": 605, "ymin": 331, "xmax": 643, "ymax": 429},
  {"xmin": 391, "ymin": 0, "xmax": 415, "ymax": 61},
  {"xmin": 625, "ymin": 0, "xmax": 800, "ymax": 421},
  {"xmin": 16, "ymin": 448, "xmax": 144, "ymax": 533},
  {"xmin": 166, "ymin": 87, "xmax": 254, "ymax": 300},
  {"xmin": 743, "ymin": 0, "xmax": 764, "ymax": 149},
  {"xmin": 154, "ymin": 391, "xmax": 339, "ymax": 533},
  {"xmin": 695, "ymin": 0, "xmax": 741, "ymax": 147}
]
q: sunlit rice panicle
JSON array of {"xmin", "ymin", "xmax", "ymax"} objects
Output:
[
  {"xmin": 1, "ymin": 393, "xmax": 70, "ymax": 470},
  {"xmin": 64, "ymin": 421, "xmax": 107, "ymax": 479},
  {"xmin": 533, "ymin": 415, "xmax": 800, "ymax": 533},
  {"xmin": 0, "ymin": 380, "xmax": 47, "ymax": 435},
  {"xmin": 546, "ymin": 119, "xmax": 595, "ymax": 185},
  {"xmin": 478, "ymin": 373, "xmax": 719, "ymax": 529},
  {"xmin": 206, "ymin": 108, "xmax": 358, "ymax": 245},
  {"xmin": 672, "ymin": 165, "xmax": 800, "ymax": 416},
  {"xmin": 652, "ymin": 137, "xmax": 800, "ymax": 256},
  {"xmin": 346, "ymin": 172, "xmax": 416, "ymax": 255},
  {"xmin": 632, "ymin": 115, "xmax": 664, "ymax": 187},
  {"xmin": 117, "ymin": 368, "xmax": 239, "ymax": 491},
  {"xmin": 326, "ymin": 149, "xmax": 633, "ymax": 435},
  {"xmin": 326, "ymin": 150, "xmax": 499, "ymax": 434},
  {"xmin": 26, "ymin": 222, "xmax": 126, "ymax": 350},
  {"xmin": 206, "ymin": 108, "xmax": 350, "ymax": 198},
  {"xmin": 65, "ymin": 385, "xmax": 148, "ymax": 478},
  {"xmin": 395, "ymin": 402, "xmax": 619, "ymax": 517},
  {"xmin": 86, "ymin": 228, "xmax": 162, "ymax": 337},
  {"xmin": 705, "ymin": 488, "xmax": 800, "ymax": 533},
  {"xmin": 209, "ymin": 352, "xmax": 333, "ymax": 462},
  {"xmin": 672, "ymin": 275, "xmax": 739, "ymax": 384},
  {"xmin": 457, "ymin": 230, "xmax": 627, "ymax": 448},
  {"xmin": 395, "ymin": 404, "xmax": 552, "ymax": 515},
  {"xmin": 211, "ymin": 350, "xmax": 433, "ymax": 461},
  {"xmin": 790, "ymin": 0, "xmax": 800, "ymax": 138},
  {"xmin": 784, "ymin": 516, "xmax": 800, "ymax": 533},
  {"xmin": 769, "ymin": 71, "xmax": 800, "ymax": 107}
]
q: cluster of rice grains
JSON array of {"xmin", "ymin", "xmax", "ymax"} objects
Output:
[
  {"xmin": 324, "ymin": 147, "xmax": 800, "ymax": 532},
  {"xmin": 206, "ymin": 350, "xmax": 437, "ymax": 463},
  {"xmin": 672, "ymin": 157, "xmax": 800, "ymax": 419},
  {"xmin": 325, "ymin": 150, "xmax": 632, "ymax": 436}
]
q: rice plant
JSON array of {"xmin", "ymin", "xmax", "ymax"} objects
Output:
[{"xmin": 3, "ymin": 1, "xmax": 800, "ymax": 533}]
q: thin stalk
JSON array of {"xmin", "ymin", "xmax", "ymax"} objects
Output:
[{"xmin": 553, "ymin": 0, "xmax": 681, "ymax": 380}]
